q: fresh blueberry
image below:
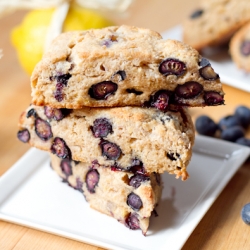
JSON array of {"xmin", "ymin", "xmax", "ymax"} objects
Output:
[
  {"xmin": 235, "ymin": 137, "xmax": 250, "ymax": 147},
  {"xmin": 241, "ymin": 203, "xmax": 250, "ymax": 225},
  {"xmin": 218, "ymin": 115, "xmax": 242, "ymax": 131},
  {"xmin": 220, "ymin": 126, "xmax": 245, "ymax": 142},
  {"xmin": 235, "ymin": 105, "xmax": 250, "ymax": 128},
  {"xmin": 195, "ymin": 115, "xmax": 218, "ymax": 136}
]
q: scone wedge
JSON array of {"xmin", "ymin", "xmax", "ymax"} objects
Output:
[
  {"xmin": 31, "ymin": 25, "xmax": 224, "ymax": 110},
  {"xmin": 50, "ymin": 153, "xmax": 162, "ymax": 235},
  {"xmin": 17, "ymin": 105, "xmax": 195, "ymax": 179}
]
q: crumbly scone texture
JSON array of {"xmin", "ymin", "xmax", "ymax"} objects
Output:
[
  {"xmin": 31, "ymin": 25, "xmax": 224, "ymax": 109},
  {"xmin": 230, "ymin": 21, "xmax": 250, "ymax": 72},
  {"xmin": 50, "ymin": 153, "xmax": 162, "ymax": 235},
  {"xmin": 18, "ymin": 105, "xmax": 195, "ymax": 179},
  {"xmin": 182, "ymin": 0, "xmax": 250, "ymax": 51}
]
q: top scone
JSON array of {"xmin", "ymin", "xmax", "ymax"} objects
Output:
[
  {"xmin": 182, "ymin": 0, "xmax": 250, "ymax": 51},
  {"xmin": 31, "ymin": 25, "xmax": 224, "ymax": 110}
]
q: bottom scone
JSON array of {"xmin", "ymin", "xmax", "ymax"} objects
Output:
[
  {"xmin": 50, "ymin": 153, "xmax": 162, "ymax": 235},
  {"xmin": 230, "ymin": 21, "xmax": 250, "ymax": 72}
]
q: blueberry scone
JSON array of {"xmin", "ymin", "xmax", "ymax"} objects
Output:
[
  {"xmin": 31, "ymin": 25, "xmax": 224, "ymax": 110},
  {"xmin": 230, "ymin": 21, "xmax": 250, "ymax": 72},
  {"xmin": 49, "ymin": 153, "xmax": 162, "ymax": 235},
  {"xmin": 182, "ymin": 0, "xmax": 250, "ymax": 51},
  {"xmin": 17, "ymin": 105, "xmax": 195, "ymax": 179}
]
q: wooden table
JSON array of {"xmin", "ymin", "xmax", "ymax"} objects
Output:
[{"xmin": 0, "ymin": 0, "xmax": 250, "ymax": 249}]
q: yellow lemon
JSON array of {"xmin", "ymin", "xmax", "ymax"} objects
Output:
[{"xmin": 11, "ymin": 4, "xmax": 113, "ymax": 75}]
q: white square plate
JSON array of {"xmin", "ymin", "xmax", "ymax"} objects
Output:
[
  {"xmin": 0, "ymin": 135, "xmax": 249, "ymax": 250},
  {"xmin": 161, "ymin": 25, "xmax": 250, "ymax": 92}
]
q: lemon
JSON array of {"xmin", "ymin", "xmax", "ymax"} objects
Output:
[{"xmin": 11, "ymin": 4, "xmax": 113, "ymax": 75}]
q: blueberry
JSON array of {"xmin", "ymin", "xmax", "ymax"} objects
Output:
[
  {"xmin": 35, "ymin": 117, "xmax": 53, "ymax": 141},
  {"xmin": 199, "ymin": 58, "xmax": 219, "ymax": 80},
  {"xmin": 44, "ymin": 106, "xmax": 71, "ymax": 121},
  {"xmin": 195, "ymin": 115, "xmax": 218, "ymax": 136},
  {"xmin": 235, "ymin": 137, "xmax": 250, "ymax": 147},
  {"xmin": 175, "ymin": 81, "xmax": 203, "ymax": 99},
  {"xmin": 86, "ymin": 169, "xmax": 99, "ymax": 193},
  {"xmin": 240, "ymin": 40, "xmax": 250, "ymax": 56},
  {"xmin": 125, "ymin": 213, "xmax": 140, "ymax": 230},
  {"xmin": 100, "ymin": 140, "xmax": 121, "ymax": 160},
  {"xmin": 151, "ymin": 90, "xmax": 171, "ymax": 111},
  {"xmin": 54, "ymin": 83, "xmax": 65, "ymax": 102},
  {"xmin": 220, "ymin": 126, "xmax": 245, "ymax": 142},
  {"xmin": 17, "ymin": 129, "xmax": 30, "ymax": 143},
  {"xmin": 55, "ymin": 73, "xmax": 71, "ymax": 85},
  {"xmin": 100, "ymin": 35, "xmax": 118, "ymax": 47},
  {"xmin": 241, "ymin": 203, "xmax": 250, "ymax": 225},
  {"xmin": 204, "ymin": 91, "xmax": 224, "ymax": 106},
  {"xmin": 92, "ymin": 118, "xmax": 112, "ymax": 138},
  {"xmin": 190, "ymin": 9, "xmax": 203, "ymax": 19},
  {"xmin": 159, "ymin": 58, "xmax": 187, "ymax": 76},
  {"xmin": 127, "ymin": 158, "xmax": 145, "ymax": 174},
  {"xmin": 129, "ymin": 174, "xmax": 150, "ymax": 188},
  {"xmin": 75, "ymin": 177, "xmax": 83, "ymax": 193},
  {"xmin": 127, "ymin": 193, "xmax": 143, "ymax": 211},
  {"xmin": 51, "ymin": 137, "xmax": 71, "ymax": 159},
  {"xmin": 60, "ymin": 158, "xmax": 72, "ymax": 178},
  {"xmin": 88, "ymin": 81, "xmax": 118, "ymax": 100},
  {"xmin": 218, "ymin": 115, "xmax": 242, "ymax": 131},
  {"xmin": 26, "ymin": 108, "xmax": 37, "ymax": 118},
  {"xmin": 235, "ymin": 105, "xmax": 250, "ymax": 128}
]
